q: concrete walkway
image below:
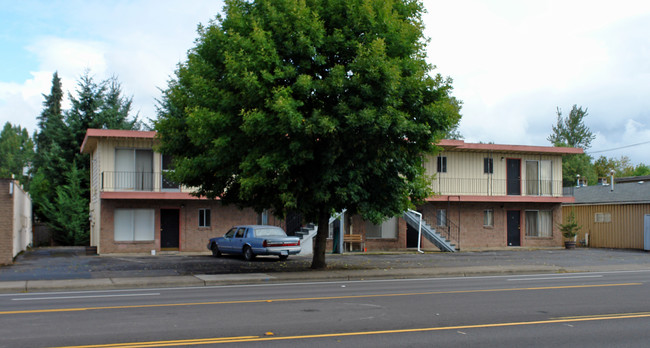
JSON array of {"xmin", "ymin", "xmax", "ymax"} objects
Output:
[{"xmin": 1, "ymin": 247, "xmax": 649, "ymax": 293}]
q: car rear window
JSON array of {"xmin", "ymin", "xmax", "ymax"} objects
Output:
[{"xmin": 254, "ymin": 228, "xmax": 286, "ymax": 237}]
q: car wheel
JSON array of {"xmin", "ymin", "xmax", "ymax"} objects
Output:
[
  {"xmin": 243, "ymin": 246, "xmax": 255, "ymax": 261},
  {"xmin": 278, "ymin": 255, "xmax": 288, "ymax": 261},
  {"xmin": 211, "ymin": 244, "xmax": 221, "ymax": 257}
]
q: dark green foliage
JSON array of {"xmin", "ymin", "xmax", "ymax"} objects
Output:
[
  {"xmin": 548, "ymin": 105, "xmax": 595, "ymax": 149},
  {"xmin": 559, "ymin": 210, "xmax": 581, "ymax": 239},
  {"xmin": 0, "ymin": 122, "xmax": 34, "ymax": 182},
  {"xmin": 562, "ymin": 153, "xmax": 596, "ymax": 187},
  {"xmin": 156, "ymin": 0, "xmax": 461, "ymax": 268},
  {"xmin": 31, "ymin": 71, "xmax": 140, "ymax": 245},
  {"xmin": 40, "ymin": 161, "xmax": 89, "ymax": 246},
  {"xmin": 548, "ymin": 105, "xmax": 597, "ymax": 186}
]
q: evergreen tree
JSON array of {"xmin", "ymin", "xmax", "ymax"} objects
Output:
[
  {"xmin": 31, "ymin": 70, "xmax": 141, "ymax": 244},
  {"xmin": 41, "ymin": 161, "xmax": 89, "ymax": 246},
  {"xmin": 548, "ymin": 105, "xmax": 596, "ymax": 186}
]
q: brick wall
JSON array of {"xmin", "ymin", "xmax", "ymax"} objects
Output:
[
  {"xmin": 417, "ymin": 202, "xmax": 563, "ymax": 250},
  {"xmin": 99, "ymin": 199, "xmax": 258, "ymax": 254},
  {"xmin": 0, "ymin": 179, "xmax": 14, "ymax": 265}
]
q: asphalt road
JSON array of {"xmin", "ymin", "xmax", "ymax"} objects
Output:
[{"xmin": 2, "ymin": 270, "xmax": 650, "ymax": 347}]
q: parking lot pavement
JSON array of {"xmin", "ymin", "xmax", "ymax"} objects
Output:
[{"xmin": 1, "ymin": 247, "xmax": 649, "ymax": 292}]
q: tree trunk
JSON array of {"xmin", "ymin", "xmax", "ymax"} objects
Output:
[{"xmin": 311, "ymin": 208, "xmax": 329, "ymax": 269}]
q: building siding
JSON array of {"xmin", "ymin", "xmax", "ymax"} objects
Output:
[{"xmin": 563, "ymin": 204, "xmax": 650, "ymax": 250}]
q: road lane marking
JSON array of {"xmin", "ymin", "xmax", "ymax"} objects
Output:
[
  {"xmin": 12, "ymin": 293, "xmax": 160, "ymax": 301},
  {"xmin": 52, "ymin": 311, "xmax": 650, "ymax": 348},
  {"xmin": 507, "ymin": 275, "xmax": 603, "ymax": 281},
  {"xmin": 52, "ymin": 336, "xmax": 260, "ymax": 348},
  {"xmin": 1, "ymin": 282, "xmax": 640, "ymax": 316}
]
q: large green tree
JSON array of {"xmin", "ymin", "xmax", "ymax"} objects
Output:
[
  {"xmin": 548, "ymin": 105, "xmax": 596, "ymax": 186},
  {"xmin": 0, "ymin": 122, "xmax": 34, "ymax": 181},
  {"xmin": 31, "ymin": 71, "xmax": 141, "ymax": 244},
  {"xmin": 155, "ymin": 0, "xmax": 461, "ymax": 268}
]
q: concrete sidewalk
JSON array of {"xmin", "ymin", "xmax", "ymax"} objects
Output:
[{"xmin": 1, "ymin": 247, "xmax": 649, "ymax": 293}]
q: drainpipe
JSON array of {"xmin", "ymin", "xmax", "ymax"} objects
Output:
[{"xmin": 408, "ymin": 209, "xmax": 425, "ymax": 254}]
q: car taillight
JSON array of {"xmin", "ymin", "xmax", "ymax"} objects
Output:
[{"xmin": 263, "ymin": 240, "xmax": 300, "ymax": 247}]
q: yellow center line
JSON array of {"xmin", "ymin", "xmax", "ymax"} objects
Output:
[
  {"xmin": 53, "ymin": 311, "xmax": 650, "ymax": 348},
  {"xmin": 2, "ymin": 282, "xmax": 640, "ymax": 316}
]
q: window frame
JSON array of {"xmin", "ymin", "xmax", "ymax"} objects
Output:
[
  {"xmin": 198, "ymin": 208, "xmax": 211, "ymax": 228},
  {"xmin": 484, "ymin": 158, "xmax": 493, "ymax": 174},
  {"xmin": 114, "ymin": 208, "xmax": 155, "ymax": 242},
  {"xmin": 436, "ymin": 209, "xmax": 447, "ymax": 227},
  {"xmin": 525, "ymin": 210, "xmax": 553, "ymax": 238},
  {"xmin": 483, "ymin": 209, "xmax": 494, "ymax": 227},
  {"xmin": 437, "ymin": 156, "xmax": 447, "ymax": 173}
]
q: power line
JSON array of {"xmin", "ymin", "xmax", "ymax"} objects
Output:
[{"xmin": 588, "ymin": 140, "xmax": 650, "ymax": 154}]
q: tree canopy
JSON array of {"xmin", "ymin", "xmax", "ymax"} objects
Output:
[
  {"xmin": 156, "ymin": 0, "xmax": 461, "ymax": 268},
  {"xmin": 548, "ymin": 104, "xmax": 597, "ymax": 186},
  {"xmin": 0, "ymin": 122, "xmax": 34, "ymax": 181},
  {"xmin": 31, "ymin": 71, "xmax": 141, "ymax": 245},
  {"xmin": 548, "ymin": 105, "xmax": 595, "ymax": 149}
]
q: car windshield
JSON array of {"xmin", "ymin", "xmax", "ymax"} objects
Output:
[
  {"xmin": 224, "ymin": 228, "xmax": 236, "ymax": 238},
  {"xmin": 254, "ymin": 228, "xmax": 286, "ymax": 237}
]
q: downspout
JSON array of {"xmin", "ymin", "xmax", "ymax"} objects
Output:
[{"xmin": 408, "ymin": 209, "xmax": 424, "ymax": 254}]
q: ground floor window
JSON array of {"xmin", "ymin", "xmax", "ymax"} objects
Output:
[
  {"xmin": 484, "ymin": 209, "xmax": 494, "ymax": 227},
  {"xmin": 594, "ymin": 212, "xmax": 611, "ymax": 223},
  {"xmin": 365, "ymin": 216, "xmax": 398, "ymax": 239},
  {"xmin": 436, "ymin": 209, "xmax": 447, "ymax": 226},
  {"xmin": 525, "ymin": 210, "xmax": 552, "ymax": 237},
  {"xmin": 199, "ymin": 208, "xmax": 211, "ymax": 227},
  {"xmin": 114, "ymin": 209, "xmax": 155, "ymax": 241}
]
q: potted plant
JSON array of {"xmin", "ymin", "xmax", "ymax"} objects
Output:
[{"xmin": 559, "ymin": 211, "xmax": 581, "ymax": 249}]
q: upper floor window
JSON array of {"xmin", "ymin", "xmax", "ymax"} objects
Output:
[
  {"xmin": 484, "ymin": 158, "xmax": 493, "ymax": 174},
  {"xmin": 162, "ymin": 154, "xmax": 180, "ymax": 190},
  {"xmin": 437, "ymin": 156, "xmax": 447, "ymax": 173},
  {"xmin": 115, "ymin": 149, "xmax": 153, "ymax": 191},
  {"xmin": 525, "ymin": 160, "xmax": 552, "ymax": 195}
]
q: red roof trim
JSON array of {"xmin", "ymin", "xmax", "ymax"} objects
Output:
[
  {"xmin": 101, "ymin": 191, "xmax": 213, "ymax": 200},
  {"xmin": 426, "ymin": 195, "xmax": 576, "ymax": 203},
  {"xmin": 437, "ymin": 139, "xmax": 583, "ymax": 155},
  {"xmin": 81, "ymin": 129, "xmax": 157, "ymax": 153}
]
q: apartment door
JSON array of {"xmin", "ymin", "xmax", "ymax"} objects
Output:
[
  {"xmin": 160, "ymin": 209, "xmax": 180, "ymax": 250},
  {"xmin": 507, "ymin": 159, "xmax": 521, "ymax": 195},
  {"xmin": 507, "ymin": 210, "xmax": 521, "ymax": 246}
]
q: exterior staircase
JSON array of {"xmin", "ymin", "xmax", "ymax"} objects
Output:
[
  {"xmin": 403, "ymin": 211, "xmax": 456, "ymax": 252},
  {"xmin": 295, "ymin": 223, "xmax": 317, "ymax": 255}
]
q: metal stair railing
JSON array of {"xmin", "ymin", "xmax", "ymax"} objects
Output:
[{"xmin": 403, "ymin": 211, "xmax": 456, "ymax": 252}]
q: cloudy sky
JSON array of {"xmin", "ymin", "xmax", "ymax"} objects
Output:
[{"xmin": 2, "ymin": 0, "xmax": 650, "ymax": 165}]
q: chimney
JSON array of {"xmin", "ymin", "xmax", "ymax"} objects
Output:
[{"xmin": 610, "ymin": 170, "xmax": 615, "ymax": 192}]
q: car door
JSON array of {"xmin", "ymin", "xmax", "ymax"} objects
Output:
[
  {"xmin": 220, "ymin": 228, "xmax": 237, "ymax": 252},
  {"xmin": 231, "ymin": 227, "xmax": 248, "ymax": 253}
]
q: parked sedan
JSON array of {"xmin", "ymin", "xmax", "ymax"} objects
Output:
[{"xmin": 207, "ymin": 225, "xmax": 301, "ymax": 261}]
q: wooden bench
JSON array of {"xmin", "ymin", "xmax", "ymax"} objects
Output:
[{"xmin": 343, "ymin": 234, "xmax": 364, "ymax": 252}]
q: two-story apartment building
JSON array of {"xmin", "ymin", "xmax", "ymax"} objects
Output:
[
  {"xmin": 80, "ymin": 129, "xmax": 260, "ymax": 254},
  {"xmin": 343, "ymin": 140, "xmax": 582, "ymax": 251},
  {"xmin": 82, "ymin": 129, "xmax": 581, "ymax": 254}
]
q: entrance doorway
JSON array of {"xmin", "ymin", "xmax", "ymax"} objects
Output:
[
  {"xmin": 507, "ymin": 159, "xmax": 521, "ymax": 195},
  {"xmin": 507, "ymin": 210, "xmax": 521, "ymax": 246},
  {"xmin": 160, "ymin": 209, "xmax": 180, "ymax": 250}
]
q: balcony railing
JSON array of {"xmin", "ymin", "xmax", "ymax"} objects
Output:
[
  {"xmin": 101, "ymin": 171, "xmax": 181, "ymax": 192},
  {"xmin": 430, "ymin": 177, "xmax": 566, "ymax": 197}
]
